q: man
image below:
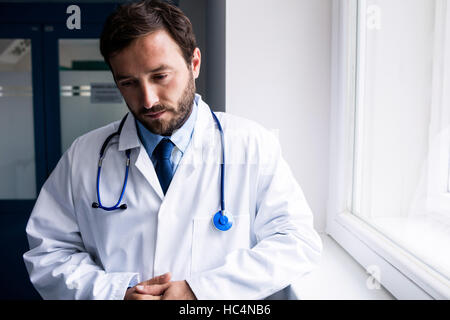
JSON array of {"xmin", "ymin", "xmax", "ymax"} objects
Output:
[{"xmin": 23, "ymin": 0, "xmax": 322, "ymax": 300}]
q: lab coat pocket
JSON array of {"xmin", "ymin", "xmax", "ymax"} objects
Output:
[{"xmin": 191, "ymin": 214, "xmax": 251, "ymax": 275}]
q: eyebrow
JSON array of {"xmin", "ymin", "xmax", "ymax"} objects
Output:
[{"xmin": 115, "ymin": 64, "xmax": 172, "ymax": 81}]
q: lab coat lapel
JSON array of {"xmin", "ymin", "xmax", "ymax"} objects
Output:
[
  {"xmin": 162, "ymin": 98, "xmax": 215, "ymax": 200},
  {"xmin": 135, "ymin": 146, "xmax": 164, "ymax": 200},
  {"xmin": 152, "ymin": 97, "xmax": 217, "ymax": 277},
  {"xmin": 118, "ymin": 112, "xmax": 164, "ymax": 200},
  {"xmin": 116, "ymin": 99, "xmax": 216, "ymax": 202}
]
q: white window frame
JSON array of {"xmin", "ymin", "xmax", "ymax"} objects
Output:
[
  {"xmin": 427, "ymin": 0, "xmax": 450, "ymax": 216},
  {"xmin": 327, "ymin": 0, "xmax": 450, "ymax": 300}
]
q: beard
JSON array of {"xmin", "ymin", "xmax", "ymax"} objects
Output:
[{"xmin": 132, "ymin": 73, "xmax": 196, "ymax": 136}]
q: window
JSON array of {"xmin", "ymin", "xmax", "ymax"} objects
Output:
[{"xmin": 328, "ymin": 0, "xmax": 450, "ymax": 299}]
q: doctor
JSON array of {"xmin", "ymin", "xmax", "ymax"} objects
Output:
[{"xmin": 23, "ymin": 0, "xmax": 322, "ymax": 300}]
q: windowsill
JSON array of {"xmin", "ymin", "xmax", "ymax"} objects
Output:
[
  {"xmin": 292, "ymin": 233, "xmax": 395, "ymax": 300},
  {"xmin": 364, "ymin": 214, "xmax": 450, "ymax": 280}
]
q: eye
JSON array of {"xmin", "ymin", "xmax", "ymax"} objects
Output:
[
  {"xmin": 119, "ymin": 81, "xmax": 134, "ymax": 87},
  {"xmin": 153, "ymin": 74, "xmax": 168, "ymax": 81}
]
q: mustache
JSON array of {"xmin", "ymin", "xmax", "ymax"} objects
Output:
[{"xmin": 141, "ymin": 105, "xmax": 172, "ymax": 114}]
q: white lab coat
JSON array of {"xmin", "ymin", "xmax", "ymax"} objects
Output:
[{"xmin": 23, "ymin": 94, "xmax": 322, "ymax": 300}]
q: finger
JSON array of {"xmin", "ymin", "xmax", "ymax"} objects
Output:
[
  {"xmin": 131, "ymin": 293, "xmax": 162, "ymax": 300},
  {"xmin": 140, "ymin": 272, "xmax": 172, "ymax": 286},
  {"xmin": 135, "ymin": 283, "xmax": 170, "ymax": 295},
  {"xmin": 154, "ymin": 272, "xmax": 171, "ymax": 284},
  {"xmin": 138, "ymin": 273, "xmax": 170, "ymax": 286},
  {"xmin": 134, "ymin": 283, "xmax": 170, "ymax": 295}
]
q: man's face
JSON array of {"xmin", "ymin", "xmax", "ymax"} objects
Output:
[{"xmin": 109, "ymin": 29, "xmax": 201, "ymax": 136}]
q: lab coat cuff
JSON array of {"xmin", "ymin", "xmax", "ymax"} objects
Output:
[
  {"xmin": 185, "ymin": 275, "xmax": 219, "ymax": 300},
  {"xmin": 185, "ymin": 277, "xmax": 204, "ymax": 300},
  {"xmin": 112, "ymin": 273, "xmax": 140, "ymax": 300},
  {"xmin": 127, "ymin": 274, "xmax": 140, "ymax": 288}
]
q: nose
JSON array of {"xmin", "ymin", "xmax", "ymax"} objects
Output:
[{"xmin": 140, "ymin": 82, "xmax": 159, "ymax": 109}]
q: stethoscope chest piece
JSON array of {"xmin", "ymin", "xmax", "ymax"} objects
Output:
[{"xmin": 212, "ymin": 210, "xmax": 233, "ymax": 231}]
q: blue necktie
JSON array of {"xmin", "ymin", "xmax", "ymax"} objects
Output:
[{"xmin": 153, "ymin": 138, "xmax": 175, "ymax": 195}]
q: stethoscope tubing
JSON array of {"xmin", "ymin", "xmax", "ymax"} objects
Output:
[
  {"xmin": 95, "ymin": 149, "xmax": 131, "ymax": 211},
  {"xmin": 93, "ymin": 109, "xmax": 228, "ymax": 226},
  {"xmin": 210, "ymin": 111, "xmax": 226, "ymax": 214}
]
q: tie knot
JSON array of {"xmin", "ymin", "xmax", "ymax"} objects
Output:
[{"xmin": 153, "ymin": 138, "xmax": 174, "ymax": 160}]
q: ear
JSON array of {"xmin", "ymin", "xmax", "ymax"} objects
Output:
[{"xmin": 190, "ymin": 47, "xmax": 201, "ymax": 79}]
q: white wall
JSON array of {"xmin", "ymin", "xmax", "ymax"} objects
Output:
[{"xmin": 225, "ymin": 0, "xmax": 332, "ymax": 233}]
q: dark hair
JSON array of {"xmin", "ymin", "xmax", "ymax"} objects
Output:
[{"xmin": 100, "ymin": 0, "xmax": 197, "ymax": 69}]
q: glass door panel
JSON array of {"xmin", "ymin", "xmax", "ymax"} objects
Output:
[
  {"xmin": 58, "ymin": 39, "xmax": 128, "ymax": 153},
  {"xmin": 0, "ymin": 38, "xmax": 36, "ymax": 199}
]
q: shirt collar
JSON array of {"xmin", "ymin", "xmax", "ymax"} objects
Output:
[{"xmin": 136, "ymin": 94, "xmax": 199, "ymax": 157}]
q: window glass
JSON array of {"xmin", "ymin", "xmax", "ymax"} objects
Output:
[{"xmin": 352, "ymin": 0, "xmax": 450, "ymax": 279}]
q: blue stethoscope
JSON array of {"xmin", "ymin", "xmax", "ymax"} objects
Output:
[{"xmin": 92, "ymin": 109, "xmax": 233, "ymax": 231}]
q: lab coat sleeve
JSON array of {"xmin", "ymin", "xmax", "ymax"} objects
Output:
[
  {"xmin": 23, "ymin": 139, "xmax": 139, "ymax": 300},
  {"xmin": 186, "ymin": 130, "xmax": 323, "ymax": 300}
]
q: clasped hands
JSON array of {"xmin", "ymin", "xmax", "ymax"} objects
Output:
[{"xmin": 124, "ymin": 272, "xmax": 196, "ymax": 300}]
